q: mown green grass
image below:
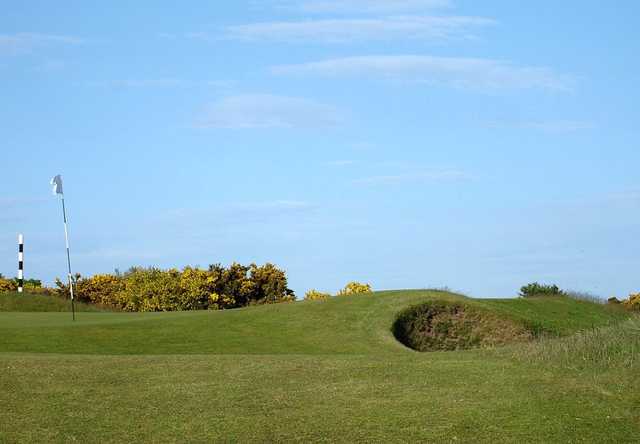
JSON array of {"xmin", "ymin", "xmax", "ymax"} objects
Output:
[{"xmin": 0, "ymin": 290, "xmax": 638, "ymax": 443}]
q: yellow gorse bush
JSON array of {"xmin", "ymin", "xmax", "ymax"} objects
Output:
[
  {"xmin": 54, "ymin": 263, "xmax": 295, "ymax": 312},
  {"xmin": 0, "ymin": 277, "xmax": 17, "ymax": 293},
  {"xmin": 623, "ymin": 293, "xmax": 640, "ymax": 312},
  {"xmin": 337, "ymin": 282, "xmax": 372, "ymax": 296},
  {"xmin": 78, "ymin": 274, "xmax": 123, "ymax": 306},
  {"xmin": 304, "ymin": 289, "xmax": 331, "ymax": 301}
]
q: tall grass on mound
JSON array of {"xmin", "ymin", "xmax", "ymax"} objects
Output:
[
  {"xmin": 565, "ymin": 290, "xmax": 605, "ymax": 304},
  {"xmin": 513, "ymin": 317, "xmax": 640, "ymax": 370}
]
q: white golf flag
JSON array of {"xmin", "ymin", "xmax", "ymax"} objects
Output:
[{"xmin": 51, "ymin": 175, "xmax": 64, "ymax": 195}]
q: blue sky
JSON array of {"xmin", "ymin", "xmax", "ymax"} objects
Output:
[{"xmin": 1, "ymin": 0, "xmax": 639, "ymax": 298}]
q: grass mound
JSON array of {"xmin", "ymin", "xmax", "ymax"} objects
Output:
[
  {"xmin": 0, "ymin": 290, "xmax": 629, "ymax": 355},
  {"xmin": 392, "ymin": 301, "xmax": 533, "ymax": 351},
  {"xmin": 0, "ymin": 292, "xmax": 107, "ymax": 312}
]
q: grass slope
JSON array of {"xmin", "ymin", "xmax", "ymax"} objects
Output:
[
  {"xmin": 0, "ymin": 290, "xmax": 638, "ymax": 443},
  {"xmin": 0, "ymin": 290, "xmax": 627, "ymax": 354},
  {"xmin": 0, "ymin": 292, "xmax": 106, "ymax": 313}
]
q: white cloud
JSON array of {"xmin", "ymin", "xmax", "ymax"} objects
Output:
[
  {"xmin": 354, "ymin": 169, "xmax": 469, "ymax": 185},
  {"xmin": 196, "ymin": 94, "xmax": 344, "ymax": 129},
  {"xmin": 226, "ymin": 16, "xmax": 494, "ymax": 43},
  {"xmin": 0, "ymin": 33, "xmax": 82, "ymax": 55},
  {"xmin": 273, "ymin": 55, "xmax": 572, "ymax": 92},
  {"xmin": 285, "ymin": 0, "xmax": 452, "ymax": 14}
]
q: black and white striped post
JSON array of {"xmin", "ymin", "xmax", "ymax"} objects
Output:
[{"xmin": 17, "ymin": 234, "xmax": 24, "ymax": 293}]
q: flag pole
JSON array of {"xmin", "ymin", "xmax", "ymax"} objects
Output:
[
  {"xmin": 60, "ymin": 195, "xmax": 76, "ymax": 321},
  {"xmin": 52, "ymin": 175, "xmax": 75, "ymax": 321}
]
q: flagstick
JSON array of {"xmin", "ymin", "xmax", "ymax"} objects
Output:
[{"xmin": 60, "ymin": 196, "xmax": 75, "ymax": 321}]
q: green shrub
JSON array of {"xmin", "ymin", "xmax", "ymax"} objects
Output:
[
  {"xmin": 304, "ymin": 290, "xmax": 331, "ymax": 301},
  {"xmin": 337, "ymin": 282, "xmax": 372, "ymax": 296},
  {"xmin": 519, "ymin": 282, "xmax": 565, "ymax": 298}
]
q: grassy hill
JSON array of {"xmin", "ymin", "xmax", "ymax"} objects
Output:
[{"xmin": 0, "ymin": 290, "xmax": 638, "ymax": 442}]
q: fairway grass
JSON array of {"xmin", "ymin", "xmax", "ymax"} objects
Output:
[{"xmin": 1, "ymin": 290, "xmax": 638, "ymax": 442}]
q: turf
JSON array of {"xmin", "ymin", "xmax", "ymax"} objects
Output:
[{"xmin": 0, "ymin": 290, "xmax": 638, "ymax": 443}]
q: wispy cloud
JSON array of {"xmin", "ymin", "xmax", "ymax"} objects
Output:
[
  {"xmin": 0, "ymin": 197, "xmax": 47, "ymax": 222},
  {"xmin": 0, "ymin": 197, "xmax": 47, "ymax": 208},
  {"xmin": 167, "ymin": 200, "xmax": 317, "ymax": 227},
  {"xmin": 606, "ymin": 190, "xmax": 640, "ymax": 204},
  {"xmin": 34, "ymin": 59, "xmax": 66, "ymax": 72},
  {"xmin": 486, "ymin": 120, "xmax": 594, "ymax": 133},
  {"xmin": 325, "ymin": 160, "xmax": 356, "ymax": 166},
  {"xmin": 0, "ymin": 33, "xmax": 83, "ymax": 55},
  {"xmin": 88, "ymin": 79, "xmax": 235, "ymax": 90},
  {"xmin": 282, "ymin": 0, "xmax": 452, "ymax": 14},
  {"xmin": 232, "ymin": 200, "xmax": 316, "ymax": 213},
  {"xmin": 195, "ymin": 94, "xmax": 344, "ymax": 129},
  {"xmin": 519, "ymin": 120, "xmax": 594, "ymax": 132},
  {"xmin": 273, "ymin": 55, "xmax": 572, "ymax": 92},
  {"xmin": 354, "ymin": 169, "xmax": 469, "ymax": 185},
  {"xmin": 89, "ymin": 78, "xmax": 187, "ymax": 88},
  {"xmin": 74, "ymin": 247, "xmax": 161, "ymax": 262},
  {"xmin": 226, "ymin": 16, "xmax": 494, "ymax": 43}
]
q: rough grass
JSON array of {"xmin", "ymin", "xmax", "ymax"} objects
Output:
[
  {"xmin": 0, "ymin": 290, "xmax": 638, "ymax": 443},
  {"xmin": 513, "ymin": 317, "xmax": 640, "ymax": 371},
  {"xmin": 0, "ymin": 292, "xmax": 107, "ymax": 312}
]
